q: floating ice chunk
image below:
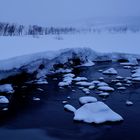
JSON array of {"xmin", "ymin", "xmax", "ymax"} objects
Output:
[
  {"xmin": 98, "ymin": 86, "xmax": 114, "ymax": 92},
  {"xmin": 116, "ymin": 82, "xmax": 123, "ymax": 86},
  {"xmin": 79, "ymin": 96, "xmax": 97, "ymax": 104},
  {"xmin": 0, "ymin": 96, "xmax": 9, "ymax": 103},
  {"xmin": 126, "ymin": 100, "xmax": 133, "ymax": 106},
  {"xmin": 97, "ymin": 82, "xmax": 108, "ymax": 87},
  {"xmin": 76, "ymin": 81, "xmax": 93, "ymax": 86},
  {"xmin": 103, "ymin": 68, "xmax": 118, "ymax": 75},
  {"xmin": 64, "ymin": 104, "xmax": 76, "ymax": 113},
  {"xmin": 73, "ymin": 77, "xmax": 87, "ymax": 82},
  {"xmin": 99, "ymin": 92, "xmax": 109, "ymax": 97},
  {"xmin": 74, "ymin": 102, "xmax": 123, "ymax": 124},
  {"xmin": 117, "ymin": 87, "xmax": 126, "ymax": 90},
  {"xmin": 0, "ymin": 84, "xmax": 14, "ymax": 93}
]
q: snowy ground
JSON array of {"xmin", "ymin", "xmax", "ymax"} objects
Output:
[{"xmin": 0, "ymin": 32, "xmax": 140, "ymax": 61}]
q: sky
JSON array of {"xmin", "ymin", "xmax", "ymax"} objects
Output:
[{"xmin": 0, "ymin": 0, "xmax": 140, "ymax": 26}]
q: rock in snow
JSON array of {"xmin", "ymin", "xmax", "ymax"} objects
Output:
[
  {"xmin": 0, "ymin": 84, "xmax": 14, "ymax": 93},
  {"xmin": 74, "ymin": 102, "xmax": 123, "ymax": 124},
  {"xmin": 103, "ymin": 68, "xmax": 118, "ymax": 75},
  {"xmin": 64, "ymin": 104, "xmax": 76, "ymax": 113},
  {"xmin": 79, "ymin": 96, "xmax": 97, "ymax": 104},
  {"xmin": 0, "ymin": 96, "xmax": 9, "ymax": 103}
]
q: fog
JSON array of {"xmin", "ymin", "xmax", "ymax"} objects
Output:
[{"xmin": 0, "ymin": 0, "xmax": 140, "ymax": 25}]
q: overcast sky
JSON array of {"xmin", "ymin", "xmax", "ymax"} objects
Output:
[{"xmin": 0, "ymin": 0, "xmax": 140, "ymax": 25}]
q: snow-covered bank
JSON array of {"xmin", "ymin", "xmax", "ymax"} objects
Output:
[
  {"xmin": 1, "ymin": 33, "xmax": 140, "ymax": 80},
  {"xmin": 1, "ymin": 33, "xmax": 140, "ymax": 60}
]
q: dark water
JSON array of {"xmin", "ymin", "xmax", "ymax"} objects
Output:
[{"xmin": 0, "ymin": 62, "xmax": 140, "ymax": 140}]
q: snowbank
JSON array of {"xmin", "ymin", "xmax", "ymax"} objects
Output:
[{"xmin": 0, "ymin": 33, "xmax": 140, "ymax": 80}]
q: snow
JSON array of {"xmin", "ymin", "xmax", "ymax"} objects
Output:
[
  {"xmin": 88, "ymin": 85, "xmax": 95, "ymax": 90},
  {"xmin": 99, "ymin": 92, "xmax": 110, "ymax": 97},
  {"xmin": 0, "ymin": 33, "xmax": 140, "ymax": 80},
  {"xmin": 116, "ymin": 82, "xmax": 123, "ymax": 86},
  {"xmin": 0, "ymin": 84, "xmax": 14, "ymax": 93},
  {"xmin": 62, "ymin": 101, "xmax": 68, "ymax": 104},
  {"xmin": 0, "ymin": 96, "xmax": 9, "ymax": 103},
  {"xmin": 103, "ymin": 68, "xmax": 118, "ymax": 75},
  {"xmin": 82, "ymin": 88, "xmax": 90, "ymax": 94},
  {"xmin": 79, "ymin": 96, "xmax": 97, "ymax": 104},
  {"xmin": 80, "ymin": 60, "xmax": 95, "ymax": 67},
  {"xmin": 126, "ymin": 100, "xmax": 133, "ymax": 106},
  {"xmin": 97, "ymin": 82, "xmax": 108, "ymax": 87},
  {"xmin": 35, "ymin": 78, "xmax": 48, "ymax": 84},
  {"xmin": 117, "ymin": 87, "xmax": 126, "ymax": 90},
  {"xmin": 73, "ymin": 77, "xmax": 87, "ymax": 81},
  {"xmin": 116, "ymin": 76, "xmax": 124, "ymax": 80},
  {"xmin": 74, "ymin": 102, "xmax": 123, "ymax": 124},
  {"xmin": 58, "ymin": 73, "xmax": 74, "ymax": 87},
  {"xmin": 33, "ymin": 97, "xmax": 40, "ymax": 101},
  {"xmin": 64, "ymin": 104, "xmax": 76, "ymax": 113},
  {"xmin": 99, "ymin": 77, "xmax": 104, "ymax": 81},
  {"xmin": 132, "ymin": 77, "xmax": 140, "ymax": 81},
  {"xmin": 98, "ymin": 86, "xmax": 114, "ymax": 92},
  {"xmin": 76, "ymin": 81, "xmax": 93, "ymax": 86}
]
